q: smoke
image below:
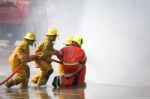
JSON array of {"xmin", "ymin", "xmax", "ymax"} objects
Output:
[{"xmin": 81, "ymin": 0, "xmax": 150, "ymax": 86}]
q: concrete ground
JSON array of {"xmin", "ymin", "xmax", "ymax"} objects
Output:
[{"xmin": 1, "ymin": 47, "xmax": 150, "ymax": 99}]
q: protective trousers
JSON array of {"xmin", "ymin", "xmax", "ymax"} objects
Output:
[
  {"xmin": 5, "ymin": 65, "xmax": 30, "ymax": 88},
  {"xmin": 31, "ymin": 65, "xmax": 53, "ymax": 86}
]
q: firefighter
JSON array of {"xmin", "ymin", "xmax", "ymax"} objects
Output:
[
  {"xmin": 52, "ymin": 35, "xmax": 87, "ymax": 88},
  {"xmin": 31, "ymin": 28, "xmax": 58, "ymax": 87},
  {"xmin": 58, "ymin": 36, "xmax": 73, "ymax": 75},
  {"xmin": 5, "ymin": 32, "xmax": 36, "ymax": 88}
]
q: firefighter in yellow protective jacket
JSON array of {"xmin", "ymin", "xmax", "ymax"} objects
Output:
[
  {"xmin": 31, "ymin": 28, "xmax": 58, "ymax": 87},
  {"xmin": 5, "ymin": 32, "xmax": 36, "ymax": 88},
  {"xmin": 58, "ymin": 36, "xmax": 73, "ymax": 75}
]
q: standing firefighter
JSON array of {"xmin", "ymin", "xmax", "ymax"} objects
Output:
[
  {"xmin": 5, "ymin": 32, "xmax": 36, "ymax": 88},
  {"xmin": 31, "ymin": 28, "xmax": 58, "ymax": 87},
  {"xmin": 53, "ymin": 35, "xmax": 87, "ymax": 88}
]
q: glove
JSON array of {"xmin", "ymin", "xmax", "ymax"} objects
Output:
[
  {"xmin": 36, "ymin": 55, "xmax": 43, "ymax": 60},
  {"xmin": 27, "ymin": 55, "xmax": 35, "ymax": 62},
  {"xmin": 53, "ymin": 49, "xmax": 60, "ymax": 55},
  {"xmin": 46, "ymin": 58, "xmax": 53, "ymax": 63}
]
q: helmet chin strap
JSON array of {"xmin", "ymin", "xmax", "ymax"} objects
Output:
[
  {"xmin": 33, "ymin": 42, "xmax": 36, "ymax": 47},
  {"xmin": 30, "ymin": 41, "xmax": 36, "ymax": 47}
]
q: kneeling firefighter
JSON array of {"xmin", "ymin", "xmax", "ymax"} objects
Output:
[
  {"xmin": 5, "ymin": 32, "xmax": 36, "ymax": 88},
  {"xmin": 31, "ymin": 28, "xmax": 58, "ymax": 87},
  {"xmin": 53, "ymin": 35, "xmax": 87, "ymax": 88}
]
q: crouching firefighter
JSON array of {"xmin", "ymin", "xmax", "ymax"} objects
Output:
[
  {"xmin": 52, "ymin": 35, "xmax": 87, "ymax": 88},
  {"xmin": 5, "ymin": 32, "xmax": 36, "ymax": 88},
  {"xmin": 31, "ymin": 28, "xmax": 58, "ymax": 87}
]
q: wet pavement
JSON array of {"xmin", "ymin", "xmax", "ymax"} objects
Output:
[
  {"xmin": 1, "ymin": 47, "xmax": 150, "ymax": 99},
  {"xmin": 1, "ymin": 82, "xmax": 150, "ymax": 99}
]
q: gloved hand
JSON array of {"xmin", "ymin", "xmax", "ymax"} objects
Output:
[
  {"xmin": 53, "ymin": 49, "xmax": 60, "ymax": 55},
  {"xmin": 36, "ymin": 54, "xmax": 43, "ymax": 60},
  {"xmin": 46, "ymin": 58, "xmax": 53, "ymax": 63},
  {"xmin": 30, "ymin": 55, "xmax": 35, "ymax": 61},
  {"xmin": 27, "ymin": 55, "xmax": 35, "ymax": 62}
]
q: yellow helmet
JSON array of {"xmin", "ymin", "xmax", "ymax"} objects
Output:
[
  {"xmin": 47, "ymin": 28, "xmax": 58, "ymax": 36},
  {"xmin": 64, "ymin": 36, "xmax": 73, "ymax": 45},
  {"xmin": 73, "ymin": 35, "xmax": 83, "ymax": 46},
  {"xmin": 24, "ymin": 32, "xmax": 36, "ymax": 41}
]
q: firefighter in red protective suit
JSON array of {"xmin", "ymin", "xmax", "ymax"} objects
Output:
[
  {"xmin": 5, "ymin": 32, "xmax": 36, "ymax": 88},
  {"xmin": 31, "ymin": 28, "xmax": 58, "ymax": 87},
  {"xmin": 52, "ymin": 35, "xmax": 86, "ymax": 88}
]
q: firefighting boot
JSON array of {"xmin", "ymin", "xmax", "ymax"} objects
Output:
[
  {"xmin": 52, "ymin": 76, "xmax": 57, "ymax": 88},
  {"xmin": 5, "ymin": 82, "xmax": 12, "ymax": 88},
  {"xmin": 5, "ymin": 80, "xmax": 17, "ymax": 88},
  {"xmin": 52, "ymin": 76, "xmax": 60, "ymax": 88},
  {"xmin": 37, "ymin": 79, "xmax": 47, "ymax": 87},
  {"xmin": 31, "ymin": 73, "xmax": 41, "ymax": 84},
  {"xmin": 20, "ymin": 80, "xmax": 29, "ymax": 89},
  {"xmin": 31, "ymin": 78, "xmax": 38, "ymax": 84},
  {"xmin": 20, "ymin": 83, "xmax": 28, "ymax": 89}
]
